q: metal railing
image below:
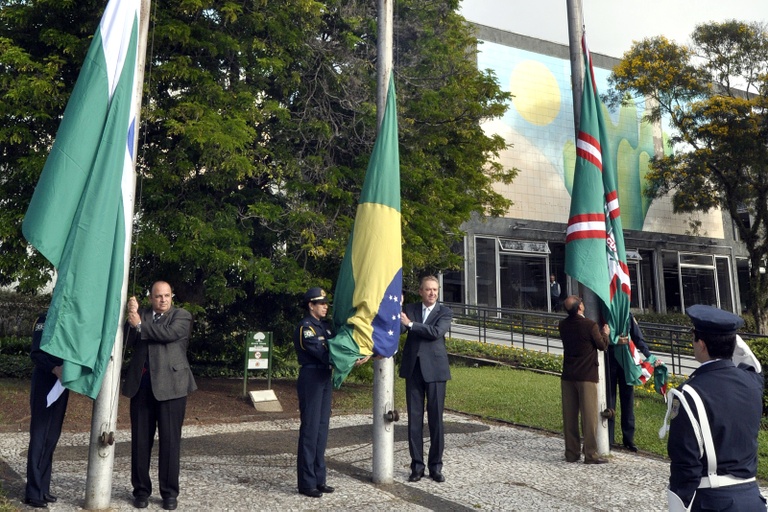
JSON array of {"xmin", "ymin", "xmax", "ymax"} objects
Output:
[{"xmin": 442, "ymin": 302, "xmax": 709, "ymax": 376}]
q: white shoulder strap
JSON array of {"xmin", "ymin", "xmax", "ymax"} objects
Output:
[
  {"xmin": 683, "ymin": 386, "xmax": 719, "ymax": 486},
  {"xmin": 660, "ymin": 385, "xmax": 722, "ymax": 487},
  {"xmin": 659, "ymin": 387, "xmax": 704, "ymax": 458}
]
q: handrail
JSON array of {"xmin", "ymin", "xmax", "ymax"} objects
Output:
[{"xmin": 442, "ymin": 302, "xmax": 707, "ymax": 376}]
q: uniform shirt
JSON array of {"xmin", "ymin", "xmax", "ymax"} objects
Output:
[
  {"xmin": 293, "ymin": 314, "xmax": 333, "ymax": 367},
  {"xmin": 668, "ymin": 359, "xmax": 763, "ymax": 502},
  {"xmin": 30, "ymin": 312, "xmax": 63, "ymax": 373}
]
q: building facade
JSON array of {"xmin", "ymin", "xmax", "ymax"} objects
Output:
[{"xmin": 444, "ymin": 25, "xmax": 750, "ymax": 315}]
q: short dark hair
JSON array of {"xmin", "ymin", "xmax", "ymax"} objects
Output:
[{"xmin": 695, "ymin": 330, "xmax": 736, "ymax": 359}]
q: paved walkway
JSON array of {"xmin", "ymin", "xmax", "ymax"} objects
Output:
[{"xmin": 1, "ymin": 412, "xmax": 765, "ymax": 511}]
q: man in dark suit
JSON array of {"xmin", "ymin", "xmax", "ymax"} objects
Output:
[
  {"xmin": 123, "ymin": 281, "xmax": 196, "ymax": 511},
  {"xmin": 606, "ymin": 313, "xmax": 663, "ymax": 452},
  {"xmin": 558, "ymin": 295, "xmax": 609, "ymax": 464},
  {"xmin": 25, "ymin": 311, "xmax": 69, "ymax": 508},
  {"xmin": 399, "ymin": 275, "xmax": 452, "ymax": 483},
  {"xmin": 664, "ymin": 305, "xmax": 764, "ymax": 511}
]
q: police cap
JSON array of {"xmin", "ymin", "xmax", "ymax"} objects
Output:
[
  {"xmin": 686, "ymin": 304, "xmax": 744, "ymax": 335},
  {"xmin": 303, "ymin": 287, "xmax": 328, "ymax": 304}
]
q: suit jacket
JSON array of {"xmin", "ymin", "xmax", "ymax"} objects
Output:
[
  {"xmin": 398, "ymin": 302, "xmax": 452, "ymax": 382},
  {"xmin": 559, "ymin": 314, "xmax": 608, "ymax": 382},
  {"xmin": 122, "ymin": 306, "xmax": 197, "ymax": 401}
]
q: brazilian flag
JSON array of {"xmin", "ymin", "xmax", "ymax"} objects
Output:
[{"xmin": 330, "ymin": 75, "xmax": 402, "ymax": 388}]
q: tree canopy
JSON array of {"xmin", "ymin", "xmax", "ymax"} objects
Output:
[
  {"xmin": 607, "ymin": 20, "xmax": 768, "ymax": 331},
  {"xmin": 0, "ymin": 0, "xmax": 514, "ymax": 347}
]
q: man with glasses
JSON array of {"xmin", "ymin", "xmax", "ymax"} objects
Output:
[{"xmin": 664, "ymin": 305, "xmax": 764, "ymax": 511}]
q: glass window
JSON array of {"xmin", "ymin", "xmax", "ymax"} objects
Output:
[
  {"xmin": 679, "ymin": 253, "xmax": 713, "ymax": 266},
  {"xmin": 475, "ymin": 237, "xmax": 498, "ymax": 308},
  {"xmin": 662, "ymin": 251, "xmax": 682, "ymax": 313},
  {"xmin": 442, "ymin": 241, "xmax": 465, "ymax": 304},
  {"xmin": 499, "ymin": 254, "xmax": 548, "ymax": 311},
  {"xmin": 737, "ymin": 258, "xmax": 750, "ymax": 313},
  {"xmin": 681, "ymin": 266, "xmax": 717, "ymax": 308},
  {"xmin": 639, "ymin": 250, "xmax": 655, "ymax": 312},
  {"xmin": 715, "ymin": 257, "xmax": 734, "ymax": 313}
]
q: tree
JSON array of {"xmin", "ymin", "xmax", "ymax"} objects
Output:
[
  {"xmin": 0, "ymin": 0, "xmax": 513, "ymax": 351},
  {"xmin": 607, "ymin": 20, "xmax": 768, "ymax": 332}
]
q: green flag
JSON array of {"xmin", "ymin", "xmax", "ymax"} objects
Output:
[
  {"xmin": 566, "ymin": 34, "xmax": 638, "ymax": 383},
  {"xmin": 330, "ymin": 75, "xmax": 402, "ymax": 388},
  {"xmin": 21, "ymin": 0, "xmax": 140, "ymax": 399}
]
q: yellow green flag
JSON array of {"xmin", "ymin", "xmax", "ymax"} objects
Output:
[{"xmin": 330, "ymin": 75, "xmax": 402, "ymax": 388}]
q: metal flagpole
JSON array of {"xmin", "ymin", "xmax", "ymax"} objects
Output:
[
  {"xmin": 85, "ymin": 0, "xmax": 151, "ymax": 508},
  {"xmin": 372, "ymin": 0, "xmax": 395, "ymax": 485},
  {"xmin": 565, "ymin": 0, "xmax": 610, "ymax": 457}
]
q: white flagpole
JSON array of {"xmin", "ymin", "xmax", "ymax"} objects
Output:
[
  {"xmin": 372, "ymin": 0, "xmax": 395, "ymax": 485},
  {"xmin": 85, "ymin": 0, "xmax": 151, "ymax": 508}
]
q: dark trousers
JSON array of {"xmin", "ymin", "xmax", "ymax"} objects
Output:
[
  {"xmin": 405, "ymin": 362, "xmax": 446, "ymax": 474},
  {"xmin": 691, "ymin": 481, "xmax": 766, "ymax": 511},
  {"xmin": 606, "ymin": 348, "xmax": 635, "ymax": 446},
  {"xmin": 296, "ymin": 367, "xmax": 332, "ymax": 491},
  {"xmin": 26, "ymin": 368, "xmax": 69, "ymax": 502},
  {"xmin": 130, "ymin": 386, "xmax": 187, "ymax": 499}
]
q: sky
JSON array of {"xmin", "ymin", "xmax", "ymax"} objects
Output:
[{"xmin": 459, "ymin": 0, "xmax": 768, "ymax": 59}]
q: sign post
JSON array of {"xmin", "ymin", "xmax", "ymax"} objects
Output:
[{"xmin": 243, "ymin": 331, "xmax": 273, "ymax": 397}]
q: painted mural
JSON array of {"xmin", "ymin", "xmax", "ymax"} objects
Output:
[{"xmin": 478, "ymin": 41, "xmax": 724, "ymax": 237}]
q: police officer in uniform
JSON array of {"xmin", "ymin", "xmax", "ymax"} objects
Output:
[
  {"xmin": 293, "ymin": 287, "xmax": 336, "ymax": 498},
  {"xmin": 25, "ymin": 311, "xmax": 69, "ymax": 508},
  {"xmin": 663, "ymin": 305, "xmax": 765, "ymax": 511}
]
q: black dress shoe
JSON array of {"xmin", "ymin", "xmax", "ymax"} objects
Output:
[
  {"xmin": 23, "ymin": 498, "xmax": 48, "ymax": 508},
  {"xmin": 430, "ymin": 472, "xmax": 446, "ymax": 482},
  {"xmin": 133, "ymin": 496, "xmax": 149, "ymax": 508},
  {"xmin": 43, "ymin": 493, "xmax": 57, "ymax": 503},
  {"xmin": 623, "ymin": 441, "xmax": 638, "ymax": 452},
  {"xmin": 584, "ymin": 457, "xmax": 609, "ymax": 464},
  {"xmin": 299, "ymin": 488, "xmax": 322, "ymax": 498},
  {"xmin": 408, "ymin": 470, "xmax": 424, "ymax": 482},
  {"xmin": 162, "ymin": 497, "xmax": 178, "ymax": 510},
  {"xmin": 316, "ymin": 484, "xmax": 335, "ymax": 493}
]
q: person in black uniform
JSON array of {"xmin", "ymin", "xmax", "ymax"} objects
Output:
[
  {"xmin": 25, "ymin": 311, "xmax": 69, "ymax": 509},
  {"xmin": 663, "ymin": 305, "xmax": 765, "ymax": 511},
  {"xmin": 606, "ymin": 313, "xmax": 662, "ymax": 452},
  {"xmin": 293, "ymin": 287, "xmax": 336, "ymax": 498}
]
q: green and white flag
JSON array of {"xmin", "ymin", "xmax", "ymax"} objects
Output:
[
  {"xmin": 566, "ymin": 34, "xmax": 636, "ymax": 381},
  {"xmin": 22, "ymin": 0, "xmax": 140, "ymax": 399}
]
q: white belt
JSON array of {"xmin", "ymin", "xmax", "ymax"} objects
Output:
[{"xmin": 698, "ymin": 475, "xmax": 755, "ymax": 489}]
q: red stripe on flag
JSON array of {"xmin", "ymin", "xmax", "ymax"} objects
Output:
[
  {"xmin": 576, "ymin": 131, "xmax": 602, "ymax": 170},
  {"xmin": 566, "ymin": 229, "xmax": 605, "ymax": 243},
  {"xmin": 568, "ymin": 212, "xmax": 604, "ymax": 224}
]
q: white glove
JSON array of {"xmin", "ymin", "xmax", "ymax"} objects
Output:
[{"xmin": 733, "ymin": 335, "xmax": 762, "ymax": 373}]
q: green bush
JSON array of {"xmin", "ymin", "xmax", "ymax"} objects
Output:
[
  {"xmin": 0, "ymin": 336, "xmax": 30, "ymax": 355},
  {"xmin": 0, "ymin": 355, "xmax": 33, "ymax": 378},
  {"xmin": 446, "ymin": 338, "xmax": 562, "ymax": 373}
]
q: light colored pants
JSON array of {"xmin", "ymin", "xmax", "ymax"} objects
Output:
[{"xmin": 561, "ymin": 379, "xmax": 599, "ymax": 462}]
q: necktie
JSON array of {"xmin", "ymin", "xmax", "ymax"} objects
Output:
[
  {"xmin": 423, "ymin": 306, "xmax": 431, "ymax": 322},
  {"xmin": 153, "ymin": 313, "xmax": 162, "ymax": 322}
]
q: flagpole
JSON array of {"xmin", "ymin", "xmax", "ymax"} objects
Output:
[
  {"xmin": 565, "ymin": 0, "xmax": 610, "ymax": 457},
  {"xmin": 84, "ymin": 1, "xmax": 151, "ymax": 508},
  {"xmin": 372, "ymin": 0, "xmax": 395, "ymax": 485}
]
